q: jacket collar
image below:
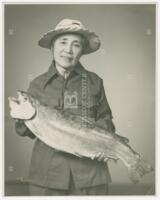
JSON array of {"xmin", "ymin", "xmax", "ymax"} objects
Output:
[{"xmin": 43, "ymin": 60, "xmax": 87, "ymax": 88}]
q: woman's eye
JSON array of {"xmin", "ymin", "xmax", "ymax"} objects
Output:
[
  {"xmin": 74, "ymin": 44, "xmax": 80, "ymax": 47},
  {"xmin": 73, "ymin": 43, "xmax": 81, "ymax": 47},
  {"xmin": 60, "ymin": 41, "xmax": 66, "ymax": 44}
]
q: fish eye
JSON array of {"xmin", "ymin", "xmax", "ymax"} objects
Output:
[{"xmin": 24, "ymin": 97, "xmax": 28, "ymax": 101}]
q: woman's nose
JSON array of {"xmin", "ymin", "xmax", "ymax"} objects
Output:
[{"xmin": 64, "ymin": 44, "xmax": 73, "ymax": 53}]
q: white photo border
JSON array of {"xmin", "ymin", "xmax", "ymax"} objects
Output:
[{"xmin": 1, "ymin": 1, "xmax": 159, "ymax": 200}]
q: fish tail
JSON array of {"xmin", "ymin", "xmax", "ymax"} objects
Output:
[{"xmin": 127, "ymin": 156, "xmax": 153, "ymax": 184}]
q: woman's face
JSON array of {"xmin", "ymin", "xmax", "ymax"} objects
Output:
[{"xmin": 52, "ymin": 33, "xmax": 83, "ymax": 69}]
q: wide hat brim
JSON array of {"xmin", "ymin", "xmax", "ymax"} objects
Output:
[{"xmin": 38, "ymin": 28, "xmax": 101, "ymax": 54}]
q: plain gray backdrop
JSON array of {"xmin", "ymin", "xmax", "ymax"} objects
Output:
[{"xmin": 5, "ymin": 4, "xmax": 155, "ymax": 186}]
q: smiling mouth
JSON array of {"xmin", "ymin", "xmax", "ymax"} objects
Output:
[{"xmin": 61, "ymin": 56, "xmax": 73, "ymax": 60}]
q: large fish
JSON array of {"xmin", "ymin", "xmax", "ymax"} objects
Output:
[{"xmin": 8, "ymin": 91, "xmax": 153, "ymax": 184}]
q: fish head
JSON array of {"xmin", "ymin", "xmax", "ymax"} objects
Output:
[{"xmin": 8, "ymin": 91, "xmax": 37, "ymax": 120}]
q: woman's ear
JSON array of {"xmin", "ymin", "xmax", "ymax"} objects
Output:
[
  {"xmin": 50, "ymin": 44, "xmax": 55, "ymax": 60},
  {"xmin": 50, "ymin": 45, "xmax": 53, "ymax": 53}
]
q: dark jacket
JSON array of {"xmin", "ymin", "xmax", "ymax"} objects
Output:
[{"xmin": 15, "ymin": 61, "xmax": 116, "ymax": 189}]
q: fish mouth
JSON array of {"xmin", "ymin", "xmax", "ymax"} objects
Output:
[
  {"xmin": 8, "ymin": 91, "xmax": 25, "ymax": 105},
  {"xmin": 8, "ymin": 97, "xmax": 20, "ymax": 104},
  {"xmin": 17, "ymin": 90, "xmax": 26, "ymax": 100},
  {"xmin": 8, "ymin": 91, "xmax": 37, "ymax": 120}
]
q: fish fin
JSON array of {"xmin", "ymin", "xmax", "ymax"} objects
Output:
[
  {"xmin": 115, "ymin": 134, "xmax": 129, "ymax": 143},
  {"xmin": 111, "ymin": 158, "xmax": 119, "ymax": 163},
  {"xmin": 106, "ymin": 157, "xmax": 119, "ymax": 163},
  {"xmin": 74, "ymin": 152, "xmax": 83, "ymax": 158},
  {"xmin": 128, "ymin": 157, "xmax": 154, "ymax": 184}
]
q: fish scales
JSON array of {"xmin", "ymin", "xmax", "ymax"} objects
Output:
[
  {"xmin": 25, "ymin": 106, "xmax": 115, "ymax": 158},
  {"xmin": 34, "ymin": 105, "xmax": 116, "ymax": 155},
  {"xmin": 8, "ymin": 91, "xmax": 153, "ymax": 184}
]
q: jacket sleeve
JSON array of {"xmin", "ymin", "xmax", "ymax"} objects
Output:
[
  {"xmin": 15, "ymin": 120, "xmax": 36, "ymax": 139},
  {"xmin": 95, "ymin": 79, "xmax": 116, "ymax": 133},
  {"xmin": 15, "ymin": 82, "xmax": 36, "ymax": 139}
]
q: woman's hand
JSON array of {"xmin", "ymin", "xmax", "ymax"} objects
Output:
[{"xmin": 91, "ymin": 152, "xmax": 109, "ymax": 162}]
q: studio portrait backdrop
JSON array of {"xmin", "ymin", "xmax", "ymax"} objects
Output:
[{"xmin": 5, "ymin": 4, "xmax": 155, "ymax": 195}]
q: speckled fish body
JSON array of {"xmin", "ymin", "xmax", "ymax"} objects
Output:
[{"xmin": 8, "ymin": 91, "xmax": 153, "ymax": 183}]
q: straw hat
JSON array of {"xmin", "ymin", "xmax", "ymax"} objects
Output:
[{"xmin": 38, "ymin": 18, "xmax": 100, "ymax": 54}]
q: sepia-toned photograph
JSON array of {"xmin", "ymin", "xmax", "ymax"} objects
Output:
[{"xmin": 4, "ymin": 4, "xmax": 155, "ymax": 196}]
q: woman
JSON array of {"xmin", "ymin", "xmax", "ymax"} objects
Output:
[{"xmin": 15, "ymin": 18, "xmax": 116, "ymax": 196}]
